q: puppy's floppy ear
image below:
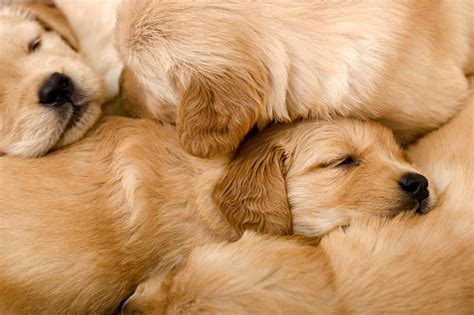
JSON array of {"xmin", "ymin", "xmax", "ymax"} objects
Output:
[
  {"xmin": 12, "ymin": 0, "xmax": 79, "ymax": 51},
  {"xmin": 176, "ymin": 63, "xmax": 267, "ymax": 158},
  {"xmin": 213, "ymin": 129, "xmax": 292, "ymax": 235}
]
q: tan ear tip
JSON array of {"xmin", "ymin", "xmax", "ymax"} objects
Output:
[{"xmin": 177, "ymin": 128, "xmax": 240, "ymax": 159}]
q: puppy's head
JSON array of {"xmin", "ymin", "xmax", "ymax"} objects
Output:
[
  {"xmin": 213, "ymin": 119, "xmax": 437, "ymax": 237},
  {"xmin": 0, "ymin": 3, "xmax": 104, "ymax": 157}
]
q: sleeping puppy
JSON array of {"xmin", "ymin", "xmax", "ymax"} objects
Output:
[
  {"xmin": 213, "ymin": 118, "xmax": 436, "ymax": 235},
  {"xmin": 122, "ymin": 209, "xmax": 473, "ymax": 315},
  {"xmin": 120, "ymin": 79, "xmax": 474, "ymax": 315},
  {"xmin": 116, "ymin": 0, "xmax": 474, "ymax": 158},
  {"xmin": 0, "ymin": 0, "xmax": 104, "ymax": 157},
  {"xmin": 0, "ymin": 117, "xmax": 434, "ymax": 313}
]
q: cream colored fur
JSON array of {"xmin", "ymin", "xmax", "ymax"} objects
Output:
[
  {"xmin": 54, "ymin": 0, "xmax": 123, "ymax": 101},
  {"xmin": 116, "ymin": 0, "xmax": 474, "ymax": 157},
  {"xmin": 0, "ymin": 117, "xmax": 431, "ymax": 313},
  {"xmin": 122, "ymin": 79, "xmax": 474, "ymax": 315},
  {"xmin": 0, "ymin": 2, "xmax": 104, "ymax": 157}
]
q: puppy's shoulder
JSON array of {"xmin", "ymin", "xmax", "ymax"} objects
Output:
[{"xmin": 88, "ymin": 117, "xmax": 173, "ymax": 141}]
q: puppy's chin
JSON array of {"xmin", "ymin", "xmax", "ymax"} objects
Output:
[
  {"xmin": 390, "ymin": 195, "xmax": 435, "ymax": 216},
  {"xmin": 3, "ymin": 127, "xmax": 63, "ymax": 158},
  {"xmin": 53, "ymin": 102, "xmax": 102, "ymax": 150},
  {"xmin": 2, "ymin": 104, "xmax": 100, "ymax": 158},
  {"xmin": 416, "ymin": 197, "xmax": 434, "ymax": 214}
]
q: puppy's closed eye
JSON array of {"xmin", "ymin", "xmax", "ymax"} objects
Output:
[
  {"xmin": 319, "ymin": 155, "xmax": 359, "ymax": 169},
  {"xmin": 28, "ymin": 37, "xmax": 42, "ymax": 53},
  {"xmin": 334, "ymin": 155, "xmax": 359, "ymax": 167}
]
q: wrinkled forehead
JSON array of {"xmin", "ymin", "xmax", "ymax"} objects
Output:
[
  {"xmin": 0, "ymin": 9, "xmax": 42, "ymax": 57},
  {"xmin": 289, "ymin": 119, "xmax": 401, "ymax": 157},
  {"xmin": 341, "ymin": 120, "xmax": 400, "ymax": 154}
]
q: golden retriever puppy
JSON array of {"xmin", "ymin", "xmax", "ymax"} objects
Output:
[
  {"xmin": 213, "ymin": 119, "xmax": 436, "ymax": 236},
  {"xmin": 122, "ymin": 209, "xmax": 473, "ymax": 315},
  {"xmin": 116, "ymin": 0, "xmax": 474, "ymax": 158},
  {"xmin": 121, "ymin": 82, "xmax": 474, "ymax": 315},
  {"xmin": 0, "ymin": 1, "xmax": 104, "ymax": 157},
  {"xmin": 121, "ymin": 233, "xmax": 342, "ymax": 315},
  {"xmin": 0, "ymin": 117, "xmax": 433, "ymax": 313}
]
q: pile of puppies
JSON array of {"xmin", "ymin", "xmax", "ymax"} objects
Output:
[{"xmin": 0, "ymin": 0, "xmax": 472, "ymax": 314}]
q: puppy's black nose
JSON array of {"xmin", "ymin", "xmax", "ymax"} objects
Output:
[
  {"xmin": 399, "ymin": 172, "xmax": 429, "ymax": 203},
  {"xmin": 38, "ymin": 72, "xmax": 74, "ymax": 107}
]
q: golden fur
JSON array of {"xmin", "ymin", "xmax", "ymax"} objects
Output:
[
  {"xmin": 0, "ymin": 1, "xmax": 104, "ymax": 157},
  {"xmin": 214, "ymin": 119, "xmax": 436, "ymax": 236},
  {"xmin": 116, "ymin": 0, "xmax": 474, "ymax": 157},
  {"xmin": 0, "ymin": 117, "xmax": 431, "ymax": 313},
  {"xmin": 121, "ymin": 78, "xmax": 474, "ymax": 315}
]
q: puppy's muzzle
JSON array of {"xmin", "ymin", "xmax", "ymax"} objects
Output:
[
  {"xmin": 38, "ymin": 72, "xmax": 74, "ymax": 108},
  {"xmin": 398, "ymin": 172, "xmax": 430, "ymax": 213}
]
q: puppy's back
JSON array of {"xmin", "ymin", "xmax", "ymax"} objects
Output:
[
  {"xmin": 124, "ymin": 207, "xmax": 473, "ymax": 314},
  {"xmin": 124, "ymin": 233, "xmax": 342, "ymax": 314}
]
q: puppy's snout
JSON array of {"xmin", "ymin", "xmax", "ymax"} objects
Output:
[
  {"xmin": 398, "ymin": 172, "xmax": 429, "ymax": 203},
  {"xmin": 38, "ymin": 72, "xmax": 74, "ymax": 107}
]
